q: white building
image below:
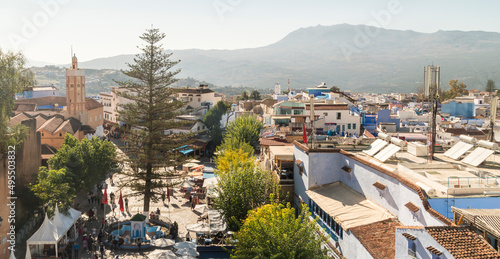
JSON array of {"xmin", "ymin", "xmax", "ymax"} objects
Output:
[
  {"xmin": 304, "ymin": 102, "xmax": 361, "ymax": 136},
  {"xmin": 175, "ymin": 84, "xmax": 223, "ymax": 111},
  {"xmin": 292, "ymin": 143, "xmax": 454, "ymax": 258},
  {"xmin": 33, "ymin": 85, "xmax": 59, "ymax": 98}
]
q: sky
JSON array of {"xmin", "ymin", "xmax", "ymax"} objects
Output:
[{"xmin": 1, "ymin": 0, "xmax": 500, "ymax": 65}]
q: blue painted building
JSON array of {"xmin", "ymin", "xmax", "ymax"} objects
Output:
[
  {"xmin": 377, "ymin": 109, "xmax": 400, "ymax": 131},
  {"xmin": 441, "ymin": 100, "xmax": 475, "ymax": 118}
]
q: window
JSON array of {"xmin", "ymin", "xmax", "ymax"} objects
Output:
[
  {"xmin": 190, "ymin": 98, "xmax": 193, "ymax": 101},
  {"xmin": 432, "ymin": 254, "xmax": 440, "ymax": 259},
  {"xmin": 198, "ymin": 98, "xmax": 201, "ymax": 102},
  {"xmin": 348, "ymin": 123, "xmax": 351, "ymax": 129},
  {"xmin": 408, "ymin": 239, "xmax": 416, "ymax": 258},
  {"xmin": 342, "ymin": 125, "xmax": 345, "ymax": 132},
  {"xmin": 90, "ymin": 117, "xmax": 92, "ymax": 123},
  {"xmin": 95, "ymin": 116, "xmax": 97, "ymax": 121},
  {"xmin": 59, "ymin": 133, "xmax": 62, "ymax": 137},
  {"xmin": 337, "ymin": 112, "xmax": 341, "ymax": 120},
  {"xmin": 100, "ymin": 115, "xmax": 102, "ymax": 120},
  {"xmin": 353, "ymin": 123, "xmax": 356, "ymax": 129},
  {"xmin": 42, "ymin": 132, "xmax": 44, "ymax": 136}
]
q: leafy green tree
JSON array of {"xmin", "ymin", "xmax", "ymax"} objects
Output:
[
  {"xmin": 486, "ymin": 79, "xmax": 496, "ymax": 95},
  {"xmin": 443, "ymin": 80, "xmax": 468, "ymax": 100},
  {"xmin": 114, "ymin": 27, "xmax": 191, "ymax": 213},
  {"xmin": 215, "ymin": 145, "xmax": 254, "ymax": 174},
  {"xmin": 232, "ymin": 203, "xmax": 328, "ymax": 259},
  {"xmin": 0, "ymin": 50, "xmax": 34, "ymax": 154},
  {"xmin": 223, "ymin": 115, "xmax": 263, "ymax": 151},
  {"xmin": 250, "ymin": 90, "xmax": 261, "ymax": 100},
  {"xmin": 203, "ymin": 101, "xmax": 231, "ymax": 150},
  {"xmin": 30, "ymin": 167, "xmax": 76, "ymax": 217},
  {"xmin": 216, "ymin": 138, "xmax": 255, "ymax": 158},
  {"xmin": 238, "ymin": 91, "xmax": 249, "ymax": 101},
  {"xmin": 330, "ymin": 86, "xmax": 340, "ymax": 92},
  {"xmin": 49, "ymin": 134, "xmax": 117, "ymax": 191},
  {"xmin": 213, "ymin": 158, "xmax": 281, "ymax": 231}
]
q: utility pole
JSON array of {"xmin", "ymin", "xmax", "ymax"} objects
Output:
[
  {"xmin": 489, "ymin": 96, "xmax": 498, "ymax": 142},
  {"xmin": 424, "ymin": 65, "xmax": 440, "ymax": 162}
]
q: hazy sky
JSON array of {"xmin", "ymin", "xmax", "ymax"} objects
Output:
[{"xmin": 1, "ymin": 0, "xmax": 499, "ymax": 64}]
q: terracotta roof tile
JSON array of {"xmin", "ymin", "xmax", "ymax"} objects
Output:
[
  {"xmin": 425, "ymin": 226, "xmax": 500, "ymax": 259},
  {"xmin": 373, "ymin": 181, "xmax": 386, "ymax": 190},
  {"xmin": 305, "ymin": 103, "xmax": 349, "ymax": 110},
  {"xmin": 259, "ymin": 138, "xmax": 291, "ymax": 146},
  {"xmin": 350, "ymin": 219, "xmax": 402, "ymax": 259},
  {"xmin": 341, "ymin": 165, "xmax": 352, "ymax": 173},
  {"xmin": 405, "ymin": 202, "xmax": 420, "ymax": 213},
  {"xmin": 402, "ymin": 233, "xmax": 417, "ymax": 241},
  {"xmin": 426, "ymin": 246, "xmax": 443, "ymax": 256}
]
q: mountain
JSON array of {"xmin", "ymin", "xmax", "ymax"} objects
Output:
[{"xmin": 71, "ymin": 24, "xmax": 500, "ymax": 93}]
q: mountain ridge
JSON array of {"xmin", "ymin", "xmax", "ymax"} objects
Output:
[{"xmin": 50, "ymin": 24, "xmax": 500, "ymax": 93}]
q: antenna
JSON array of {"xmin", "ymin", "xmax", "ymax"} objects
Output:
[
  {"xmin": 71, "ymin": 45, "xmax": 73, "ymax": 57},
  {"xmin": 288, "ymin": 79, "xmax": 290, "ymax": 93}
]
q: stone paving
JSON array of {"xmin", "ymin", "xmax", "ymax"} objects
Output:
[{"xmin": 71, "ymin": 140, "xmax": 204, "ymax": 259}]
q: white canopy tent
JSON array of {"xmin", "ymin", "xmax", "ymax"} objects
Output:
[{"xmin": 26, "ymin": 206, "xmax": 81, "ymax": 259}]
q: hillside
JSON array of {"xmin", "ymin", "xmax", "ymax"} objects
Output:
[{"xmin": 69, "ymin": 24, "xmax": 500, "ymax": 93}]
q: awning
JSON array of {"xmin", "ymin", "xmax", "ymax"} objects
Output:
[
  {"xmin": 269, "ymin": 146, "xmax": 294, "ymax": 161},
  {"xmin": 306, "ymin": 182, "xmax": 395, "ymax": 230},
  {"xmin": 272, "ymin": 116, "xmax": 292, "ymax": 120},
  {"xmin": 180, "ymin": 148, "xmax": 194, "ymax": 154}
]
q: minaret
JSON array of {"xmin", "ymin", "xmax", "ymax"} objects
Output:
[{"xmin": 66, "ymin": 54, "xmax": 86, "ymax": 122}]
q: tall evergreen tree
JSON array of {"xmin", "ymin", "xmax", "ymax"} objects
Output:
[
  {"xmin": 486, "ymin": 79, "xmax": 496, "ymax": 95},
  {"xmin": 114, "ymin": 27, "xmax": 190, "ymax": 214},
  {"xmin": 0, "ymin": 50, "xmax": 34, "ymax": 154}
]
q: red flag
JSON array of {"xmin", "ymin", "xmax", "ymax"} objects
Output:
[
  {"xmin": 167, "ymin": 184, "xmax": 170, "ymax": 202},
  {"xmin": 118, "ymin": 191, "xmax": 124, "ymax": 212},
  {"xmin": 103, "ymin": 184, "xmax": 108, "ymax": 204},
  {"xmin": 302, "ymin": 122, "xmax": 308, "ymax": 145}
]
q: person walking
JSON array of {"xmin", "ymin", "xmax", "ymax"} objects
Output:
[
  {"xmin": 73, "ymin": 242, "xmax": 79, "ymax": 258},
  {"xmin": 87, "ymin": 192, "xmax": 92, "ymax": 204}
]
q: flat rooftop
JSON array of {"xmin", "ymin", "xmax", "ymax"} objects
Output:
[{"xmin": 353, "ymin": 147, "xmax": 500, "ymax": 198}]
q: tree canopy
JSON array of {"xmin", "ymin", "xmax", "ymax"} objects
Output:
[
  {"xmin": 231, "ymin": 203, "xmax": 328, "ymax": 259},
  {"xmin": 238, "ymin": 91, "xmax": 249, "ymax": 101},
  {"xmin": 486, "ymin": 79, "xmax": 496, "ymax": 94},
  {"xmin": 330, "ymin": 86, "xmax": 340, "ymax": 92},
  {"xmin": 250, "ymin": 90, "xmax": 262, "ymax": 100},
  {"xmin": 222, "ymin": 115, "xmax": 263, "ymax": 152},
  {"xmin": 441, "ymin": 80, "xmax": 468, "ymax": 101},
  {"xmin": 114, "ymin": 27, "xmax": 191, "ymax": 213},
  {"xmin": 203, "ymin": 101, "xmax": 232, "ymax": 150},
  {"xmin": 30, "ymin": 167, "xmax": 76, "ymax": 217},
  {"xmin": 213, "ymin": 156, "xmax": 281, "ymax": 231},
  {"xmin": 0, "ymin": 50, "xmax": 34, "ymax": 154},
  {"xmin": 48, "ymin": 134, "xmax": 117, "ymax": 192}
]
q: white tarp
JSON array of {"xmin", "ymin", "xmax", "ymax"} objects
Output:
[
  {"xmin": 203, "ymin": 177, "xmax": 218, "ymax": 188},
  {"xmin": 269, "ymin": 146, "xmax": 294, "ymax": 161},
  {"xmin": 52, "ymin": 205, "xmax": 75, "ymax": 237},
  {"xmin": 26, "ymin": 214, "xmax": 59, "ymax": 245},
  {"xmin": 306, "ymin": 182, "xmax": 395, "ymax": 230}
]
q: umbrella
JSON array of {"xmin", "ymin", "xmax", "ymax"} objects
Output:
[
  {"xmin": 181, "ymin": 181, "xmax": 194, "ymax": 188},
  {"xmin": 174, "ymin": 241, "xmax": 196, "ymax": 250},
  {"xmin": 152, "ymin": 238, "xmax": 175, "ymax": 248},
  {"xmin": 175, "ymin": 248, "xmax": 199, "ymax": 257},
  {"xmin": 194, "ymin": 204, "xmax": 208, "ymax": 214},
  {"xmin": 149, "ymin": 249, "xmax": 177, "ymax": 259},
  {"xmin": 186, "ymin": 223, "xmax": 210, "ymax": 234}
]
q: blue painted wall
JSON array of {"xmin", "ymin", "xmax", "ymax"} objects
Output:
[
  {"xmin": 441, "ymin": 101, "xmax": 475, "ymax": 118},
  {"xmin": 428, "ymin": 196, "xmax": 500, "ymax": 219}
]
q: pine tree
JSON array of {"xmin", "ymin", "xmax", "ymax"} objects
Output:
[{"xmin": 114, "ymin": 27, "xmax": 191, "ymax": 214}]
